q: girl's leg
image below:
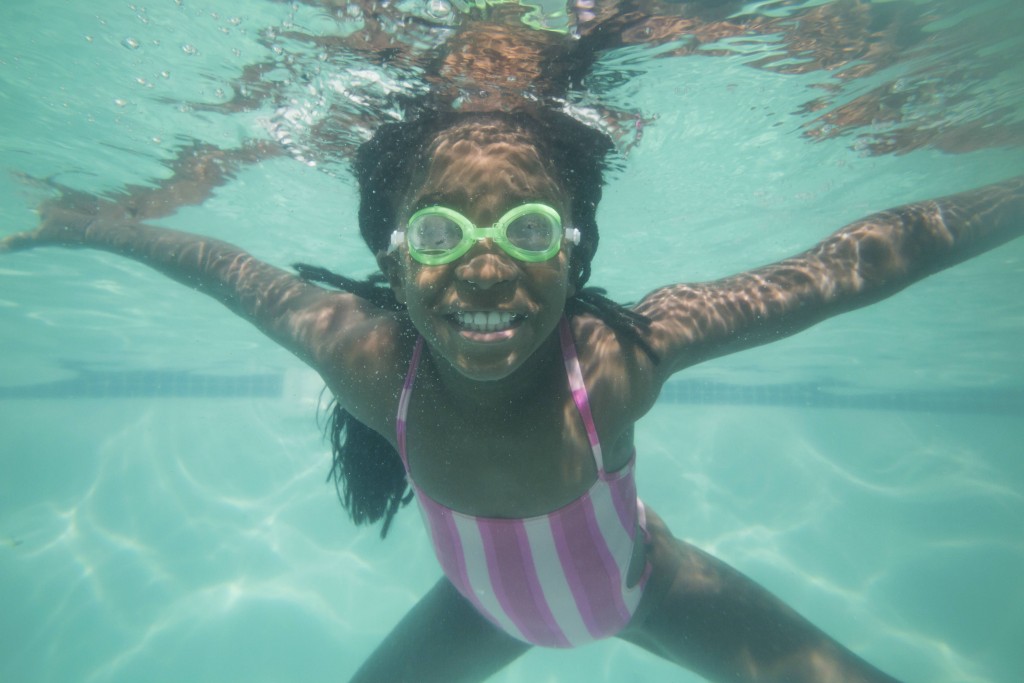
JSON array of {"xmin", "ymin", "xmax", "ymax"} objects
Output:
[
  {"xmin": 349, "ymin": 576, "xmax": 531, "ymax": 683},
  {"xmin": 620, "ymin": 507, "xmax": 902, "ymax": 683}
]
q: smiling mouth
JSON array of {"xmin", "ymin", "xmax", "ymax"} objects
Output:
[{"xmin": 453, "ymin": 311, "xmax": 523, "ymax": 332}]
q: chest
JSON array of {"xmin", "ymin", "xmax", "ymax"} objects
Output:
[{"xmin": 402, "ymin": 378, "xmax": 611, "ymax": 518}]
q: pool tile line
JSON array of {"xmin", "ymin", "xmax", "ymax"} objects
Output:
[
  {"xmin": 657, "ymin": 379, "xmax": 1023, "ymax": 415},
  {"xmin": 1, "ymin": 370, "xmax": 1020, "ymax": 415},
  {"xmin": 0, "ymin": 369, "xmax": 282, "ymax": 399}
]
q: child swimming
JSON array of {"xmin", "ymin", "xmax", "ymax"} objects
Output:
[{"xmin": 3, "ymin": 101, "xmax": 1021, "ymax": 681}]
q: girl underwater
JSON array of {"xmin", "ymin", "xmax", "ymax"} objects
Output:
[
  {"xmin": 5, "ymin": 105, "xmax": 1023, "ymax": 683},
  {"xmin": 3, "ymin": 3, "xmax": 1023, "ymax": 682}
]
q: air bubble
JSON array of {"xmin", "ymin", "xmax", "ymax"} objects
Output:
[
  {"xmin": 426, "ymin": 0, "xmax": 452, "ymax": 19},
  {"xmin": 181, "ymin": 43, "xmax": 198, "ymax": 55},
  {"xmin": 122, "ymin": 37, "xmax": 141, "ymax": 50},
  {"xmin": 114, "ymin": 98, "xmax": 129, "ymax": 107}
]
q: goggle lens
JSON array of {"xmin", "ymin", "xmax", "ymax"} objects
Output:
[
  {"xmin": 505, "ymin": 212, "xmax": 560, "ymax": 252},
  {"xmin": 409, "ymin": 214, "xmax": 464, "ymax": 254}
]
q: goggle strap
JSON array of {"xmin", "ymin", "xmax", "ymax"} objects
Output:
[{"xmin": 387, "ymin": 230, "xmax": 404, "ymax": 254}]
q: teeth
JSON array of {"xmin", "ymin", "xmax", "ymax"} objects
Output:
[{"xmin": 457, "ymin": 311, "xmax": 516, "ymax": 332}]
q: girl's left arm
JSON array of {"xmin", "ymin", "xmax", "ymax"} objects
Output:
[{"xmin": 636, "ymin": 176, "xmax": 1023, "ymax": 378}]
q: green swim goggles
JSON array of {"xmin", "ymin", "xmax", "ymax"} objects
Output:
[{"xmin": 388, "ymin": 203, "xmax": 581, "ymax": 266}]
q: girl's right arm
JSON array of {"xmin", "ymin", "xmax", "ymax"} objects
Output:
[{"xmin": 1, "ymin": 207, "xmax": 399, "ymax": 418}]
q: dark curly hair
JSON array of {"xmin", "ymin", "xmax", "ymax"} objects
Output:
[{"xmin": 295, "ymin": 109, "xmax": 655, "ymax": 537}]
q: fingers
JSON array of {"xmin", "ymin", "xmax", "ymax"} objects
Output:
[
  {"xmin": 0, "ymin": 231, "xmax": 37, "ymax": 253},
  {"xmin": 1, "ymin": 210, "xmax": 99, "ymax": 253}
]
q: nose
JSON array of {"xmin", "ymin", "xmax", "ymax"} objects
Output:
[{"xmin": 454, "ymin": 241, "xmax": 518, "ymax": 289}]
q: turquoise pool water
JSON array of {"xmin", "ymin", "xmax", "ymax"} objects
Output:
[{"xmin": 2, "ymin": 1, "xmax": 1022, "ymax": 681}]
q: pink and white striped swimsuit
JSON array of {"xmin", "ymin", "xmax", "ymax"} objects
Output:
[{"xmin": 396, "ymin": 317, "xmax": 650, "ymax": 648}]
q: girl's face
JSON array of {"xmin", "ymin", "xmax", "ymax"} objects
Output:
[{"xmin": 384, "ymin": 132, "xmax": 575, "ymax": 382}]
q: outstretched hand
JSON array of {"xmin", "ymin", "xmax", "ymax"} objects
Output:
[{"xmin": 0, "ymin": 206, "xmax": 103, "ymax": 253}]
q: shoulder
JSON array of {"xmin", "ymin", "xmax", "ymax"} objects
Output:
[
  {"xmin": 568, "ymin": 312, "xmax": 662, "ymax": 425},
  {"xmin": 318, "ymin": 309, "xmax": 419, "ymax": 438}
]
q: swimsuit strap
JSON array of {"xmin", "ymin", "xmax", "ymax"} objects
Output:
[
  {"xmin": 558, "ymin": 317, "xmax": 606, "ymax": 473},
  {"xmin": 396, "ymin": 336, "xmax": 424, "ymax": 470}
]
